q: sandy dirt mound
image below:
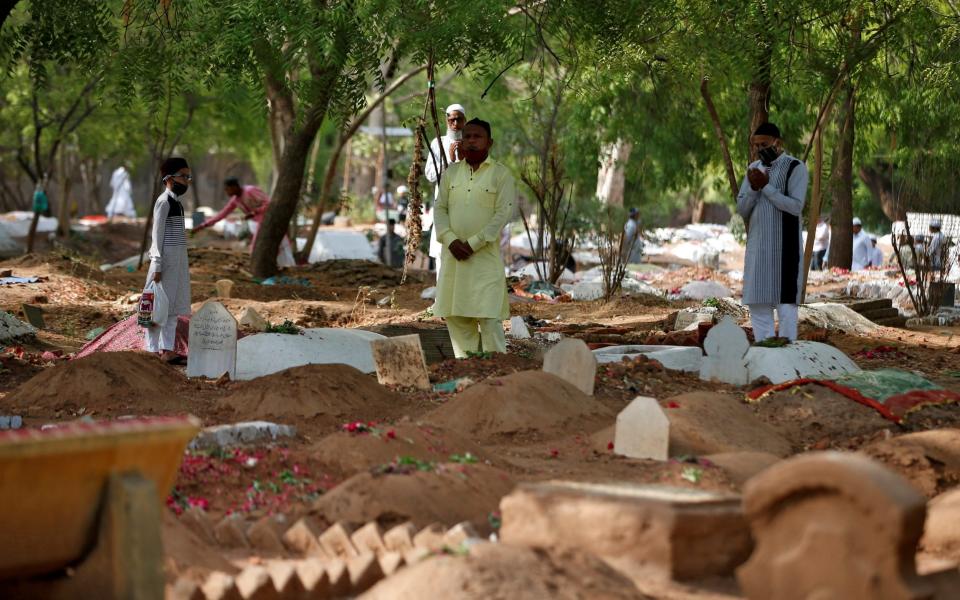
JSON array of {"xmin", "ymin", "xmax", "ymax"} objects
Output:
[
  {"xmin": 749, "ymin": 384, "xmax": 894, "ymax": 452},
  {"xmin": 362, "ymin": 543, "xmax": 649, "ymax": 600},
  {"xmin": 5, "ymin": 351, "xmax": 200, "ymax": 419},
  {"xmin": 311, "ymin": 463, "xmax": 515, "ymax": 531},
  {"xmin": 860, "ymin": 429, "xmax": 960, "ymax": 497},
  {"xmin": 221, "ymin": 364, "xmax": 407, "ymax": 434},
  {"xmin": 426, "ymin": 371, "xmax": 613, "ymax": 442},
  {"xmin": 161, "ymin": 511, "xmax": 237, "ymax": 584},
  {"xmin": 664, "ymin": 392, "xmax": 793, "ymax": 457},
  {"xmin": 308, "ymin": 420, "xmax": 499, "ymax": 478}
]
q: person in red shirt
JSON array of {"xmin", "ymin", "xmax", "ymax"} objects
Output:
[{"xmin": 193, "ymin": 177, "xmax": 295, "ymax": 266}]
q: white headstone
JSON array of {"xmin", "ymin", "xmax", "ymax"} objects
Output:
[
  {"xmin": 187, "ymin": 301, "xmax": 238, "ymax": 379},
  {"xmin": 614, "ymin": 396, "xmax": 669, "ymax": 460},
  {"xmin": 543, "ymin": 338, "xmax": 597, "ymax": 396},
  {"xmin": 698, "ymin": 316, "xmax": 750, "ymax": 386},
  {"xmin": 307, "ymin": 230, "xmax": 376, "ymax": 263},
  {"xmin": 235, "ymin": 327, "xmax": 386, "ymax": 380},
  {"xmin": 420, "ymin": 286, "xmax": 437, "ymax": 300},
  {"xmin": 745, "ymin": 341, "xmax": 861, "ymax": 384},
  {"xmin": 508, "ymin": 316, "xmax": 531, "ymax": 339},
  {"xmin": 370, "ymin": 334, "xmax": 431, "ymax": 390},
  {"xmin": 237, "ymin": 307, "xmax": 268, "ymax": 332},
  {"xmin": 215, "ymin": 279, "xmax": 234, "ymax": 298},
  {"xmin": 592, "ymin": 345, "xmax": 703, "ymax": 373}
]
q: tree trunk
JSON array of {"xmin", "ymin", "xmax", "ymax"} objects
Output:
[
  {"xmin": 595, "ymin": 140, "xmax": 632, "ymax": 206},
  {"xmin": 57, "ymin": 149, "xmax": 71, "ymax": 237},
  {"xmin": 859, "ymin": 162, "xmax": 906, "ymax": 221},
  {"xmin": 747, "ymin": 39, "xmax": 772, "ymax": 162},
  {"xmin": 827, "ymin": 83, "xmax": 856, "ymax": 270},
  {"xmin": 266, "ymin": 77, "xmax": 296, "ymax": 198}
]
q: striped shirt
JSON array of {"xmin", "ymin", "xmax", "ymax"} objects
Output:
[
  {"xmin": 148, "ymin": 191, "xmax": 187, "ymax": 272},
  {"xmin": 736, "ymin": 153, "xmax": 809, "ymax": 305}
]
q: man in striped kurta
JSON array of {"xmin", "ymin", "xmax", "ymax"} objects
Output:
[{"xmin": 736, "ymin": 123, "xmax": 809, "ymax": 341}]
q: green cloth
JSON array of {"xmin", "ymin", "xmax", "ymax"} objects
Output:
[
  {"xmin": 831, "ymin": 368, "xmax": 943, "ymax": 403},
  {"xmin": 32, "ymin": 190, "xmax": 48, "ymax": 212}
]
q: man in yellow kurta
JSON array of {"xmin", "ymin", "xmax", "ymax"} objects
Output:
[{"xmin": 434, "ymin": 118, "xmax": 515, "ymax": 357}]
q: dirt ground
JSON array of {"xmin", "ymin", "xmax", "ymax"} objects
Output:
[{"xmin": 2, "ymin": 224, "xmax": 960, "ymax": 598}]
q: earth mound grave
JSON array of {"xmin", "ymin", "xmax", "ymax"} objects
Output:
[{"xmin": 425, "ymin": 370, "xmax": 613, "ymax": 442}]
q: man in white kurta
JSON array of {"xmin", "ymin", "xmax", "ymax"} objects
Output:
[
  {"xmin": 425, "ymin": 104, "xmax": 466, "ymax": 280},
  {"xmin": 736, "ymin": 122, "xmax": 809, "ymax": 342},
  {"xmin": 868, "ymin": 235, "xmax": 884, "ymax": 268},
  {"xmin": 434, "ymin": 119, "xmax": 515, "ymax": 357},
  {"xmin": 851, "ymin": 217, "xmax": 871, "ymax": 271},
  {"xmin": 106, "ymin": 165, "xmax": 136, "ymax": 219}
]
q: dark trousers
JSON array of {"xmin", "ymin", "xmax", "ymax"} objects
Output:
[{"xmin": 811, "ymin": 250, "xmax": 826, "ymax": 271}]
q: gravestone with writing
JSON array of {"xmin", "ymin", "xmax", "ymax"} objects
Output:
[{"xmin": 187, "ymin": 301, "xmax": 238, "ymax": 379}]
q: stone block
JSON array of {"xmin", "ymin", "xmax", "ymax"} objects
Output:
[
  {"xmin": 265, "ymin": 561, "xmax": 308, "ymax": 598},
  {"xmin": 0, "ymin": 310, "xmax": 35, "ymax": 343},
  {"xmin": 187, "ymin": 301, "xmax": 238, "ymax": 380},
  {"xmin": 698, "ymin": 316, "xmax": 750, "ymax": 386},
  {"xmin": 347, "ymin": 553, "xmax": 385, "ymax": 594},
  {"xmin": 189, "ymin": 421, "xmax": 296, "ymax": 451},
  {"xmin": 442, "ymin": 522, "xmax": 480, "ymax": 549},
  {"xmin": 180, "ymin": 506, "xmax": 216, "ymax": 545},
  {"xmin": 737, "ymin": 451, "xmax": 938, "ymax": 600},
  {"xmin": 922, "ymin": 489, "xmax": 960, "ymax": 553},
  {"xmin": 508, "ymin": 316, "xmax": 531, "ymax": 339},
  {"xmin": 293, "ymin": 559, "xmax": 329, "ymax": 595},
  {"xmin": 319, "ymin": 521, "xmax": 359, "ymax": 559},
  {"xmin": 370, "ymin": 334, "xmax": 431, "ymax": 390},
  {"xmin": 351, "ymin": 521, "xmax": 387, "ymax": 555},
  {"xmin": 402, "ymin": 546, "xmax": 432, "ymax": 566},
  {"xmin": 168, "ymin": 577, "xmax": 205, "ymax": 600},
  {"xmin": 213, "ymin": 515, "xmax": 249, "ymax": 549},
  {"xmin": 246, "ymin": 515, "xmax": 287, "ymax": 554},
  {"xmin": 377, "ymin": 552, "xmax": 405, "ymax": 576},
  {"xmin": 614, "ymin": 396, "xmax": 669, "ymax": 461},
  {"xmin": 215, "ymin": 279, "xmax": 234, "ymax": 299},
  {"xmin": 383, "ymin": 522, "xmax": 417, "ymax": 554},
  {"xmin": 543, "ymin": 338, "xmax": 597, "ymax": 396},
  {"xmin": 324, "ymin": 559, "xmax": 351, "ymax": 596},
  {"xmin": 235, "ymin": 565, "xmax": 280, "ymax": 600},
  {"xmin": 412, "ymin": 523, "xmax": 446, "ymax": 552},
  {"xmin": 202, "ymin": 572, "xmax": 243, "ymax": 600},
  {"xmin": 500, "ymin": 480, "xmax": 750, "ymax": 581},
  {"xmin": 281, "ymin": 518, "xmax": 326, "ymax": 557},
  {"xmin": 21, "ymin": 303, "xmax": 45, "ymax": 329}
]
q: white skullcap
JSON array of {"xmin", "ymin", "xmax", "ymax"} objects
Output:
[
  {"xmin": 445, "ymin": 104, "xmax": 465, "ymax": 116},
  {"xmin": 870, "ymin": 235, "xmax": 877, "ymax": 241},
  {"xmin": 397, "ymin": 185, "xmax": 408, "ymax": 194},
  {"xmin": 852, "ymin": 217, "xmax": 862, "ymax": 226},
  {"xmin": 931, "ymin": 218, "xmax": 942, "ymax": 228}
]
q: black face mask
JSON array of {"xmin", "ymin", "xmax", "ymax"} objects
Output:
[
  {"xmin": 170, "ymin": 182, "xmax": 189, "ymax": 196},
  {"xmin": 758, "ymin": 145, "xmax": 780, "ymax": 166}
]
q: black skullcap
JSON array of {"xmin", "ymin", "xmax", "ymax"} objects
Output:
[
  {"xmin": 753, "ymin": 122, "xmax": 781, "ymax": 139},
  {"xmin": 465, "ymin": 118, "xmax": 492, "ymax": 138},
  {"xmin": 224, "ymin": 176, "xmax": 241, "ymax": 187},
  {"xmin": 160, "ymin": 157, "xmax": 189, "ymax": 177}
]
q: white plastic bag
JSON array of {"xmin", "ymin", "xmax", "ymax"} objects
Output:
[{"xmin": 138, "ymin": 280, "xmax": 169, "ymax": 327}]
